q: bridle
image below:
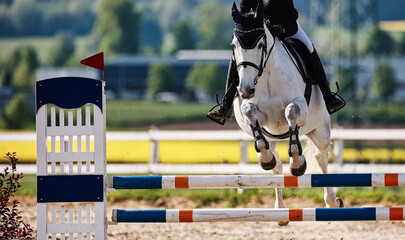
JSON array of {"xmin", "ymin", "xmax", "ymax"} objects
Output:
[{"xmin": 233, "ymin": 25, "xmax": 275, "ymax": 85}]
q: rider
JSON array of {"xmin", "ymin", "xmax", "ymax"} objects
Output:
[{"xmin": 207, "ymin": 0, "xmax": 346, "ymax": 125}]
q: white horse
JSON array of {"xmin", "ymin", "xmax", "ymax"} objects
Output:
[{"xmin": 231, "ymin": 3, "xmax": 343, "ymax": 225}]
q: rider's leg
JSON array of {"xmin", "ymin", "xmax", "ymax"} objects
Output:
[
  {"xmin": 207, "ymin": 57, "xmax": 239, "ymax": 125},
  {"xmin": 289, "ymin": 22, "xmax": 346, "ymax": 114}
]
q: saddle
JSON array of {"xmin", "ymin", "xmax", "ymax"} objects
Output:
[{"xmin": 280, "ymin": 38, "xmax": 315, "ymax": 105}]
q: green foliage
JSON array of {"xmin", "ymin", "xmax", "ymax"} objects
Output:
[
  {"xmin": 140, "ymin": 18, "xmax": 163, "ymax": 53},
  {"xmin": 371, "ymin": 61, "xmax": 397, "ymax": 102},
  {"xmin": 10, "ymin": 46, "xmax": 39, "ymax": 89},
  {"xmin": 0, "ymin": 153, "xmax": 34, "ymax": 239},
  {"xmin": 335, "ymin": 103, "xmax": 405, "ymax": 125},
  {"xmin": 47, "ymin": 32, "xmax": 75, "ymax": 67},
  {"xmin": 95, "ymin": 0, "xmax": 141, "ymax": 56},
  {"xmin": 0, "ymin": 57, "xmax": 12, "ymax": 87},
  {"xmin": 398, "ymin": 32, "xmax": 405, "ymax": 56},
  {"xmin": 186, "ymin": 62, "xmax": 225, "ymax": 96},
  {"xmin": 169, "ymin": 20, "xmax": 195, "ymax": 52},
  {"xmin": 197, "ymin": 1, "xmax": 233, "ymax": 49},
  {"xmin": 146, "ymin": 63, "xmax": 177, "ymax": 96},
  {"xmin": 364, "ymin": 26, "xmax": 395, "ymax": 56},
  {"xmin": 334, "ymin": 66, "xmax": 357, "ymax": 101},
  {"xmin": 3, "ymin": 93, "xmax": 33, "ymax": 129}
]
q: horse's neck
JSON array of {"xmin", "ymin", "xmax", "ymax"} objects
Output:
[
  {"xmin": 269, "ymin": 39, "xmax": 294, "ymax": 71},
  {"xmin": 262, "ymin": 38, "xmax": 306, "ymax": 95}
]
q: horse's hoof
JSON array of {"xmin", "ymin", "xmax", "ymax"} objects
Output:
[
  {"xmin": 290, "ymin": 159, "xmax": 306, "ymax": 176},
  {"xmin": 259, "ymin": 155, "xmax": 276, "ymax": 171},
  {"xmin": 337, "ymin": 197, "xmax": 344, "ymax": 208},
  {"xmin": 277, "ymin": 221, "xmax": 289, "ymax": 226}
]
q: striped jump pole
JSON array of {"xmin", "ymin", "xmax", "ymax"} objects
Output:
[
  {"xmin": 109, "ymin": 173, "xmax": 405, "ymax": 189},
  {"xmin": 112, "ymin": 207, "xmax": 405, "ymax": 223}
]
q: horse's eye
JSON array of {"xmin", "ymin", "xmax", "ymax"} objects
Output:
[
  {"xmin": 231, "ymin": 43, "xmax": 236, "ymax": 50},
  {"xmin": 258, "ymin": 43, "xmax": 263, "ymax": 49}
]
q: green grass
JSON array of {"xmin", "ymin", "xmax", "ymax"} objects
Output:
[
  {"xmin": 106, "ymin": 100, "xmax": 213, "ymax": 130},
  {"xmin": 0, "ymin": 36, "xmax": 93, "ymax": 64},
  {"xmin": 15, "ymin": 174, "xmax": 37, "ymax": 196},
  {"xmin": 0, "ymin": 37, "xmax": 55, "ymax": 63}
]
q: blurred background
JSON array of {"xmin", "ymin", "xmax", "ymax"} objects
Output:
[{"xmin": 1, "ymin": 0, "xmax": 405, "ymax": 165}]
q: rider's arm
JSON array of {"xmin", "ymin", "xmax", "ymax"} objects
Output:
[{"xmin": 240, "ymin": 0, "xmax": 261, "ymax": 14}]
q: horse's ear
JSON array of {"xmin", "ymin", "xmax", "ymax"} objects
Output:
[
  {"xmin": 254, "ymin": 3, "xmax": 264, "ymax": 21},
  {"xmin": 232, "ymin": 2, "xmax": 242, "ymax": 23}
]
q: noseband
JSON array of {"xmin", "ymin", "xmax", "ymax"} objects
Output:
[{"xmin": 233, "ymin": 26, "xmax": 275, "ymax": 85}]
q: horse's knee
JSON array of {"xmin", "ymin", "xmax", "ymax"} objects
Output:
[
  {"xmin": 285, "ymin": 103, "xmax": 300, "ymax": 122},
  {"xmin": 241, "ymin": 102, "xmax": 257, "ymax": 119}
]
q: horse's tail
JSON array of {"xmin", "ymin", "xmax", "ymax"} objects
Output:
[{"xmin": 303, "ymin": 137, "xmax": 321, "ymax": 174}]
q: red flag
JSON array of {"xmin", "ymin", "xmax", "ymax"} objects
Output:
[{"xmin": 80, "ymin": 52, "xmax": 104, "ymax": 70}]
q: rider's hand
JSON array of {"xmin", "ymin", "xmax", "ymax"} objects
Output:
[{"xmin": 269, "ymin": 24, "xmax": 285, "ymax": 37}]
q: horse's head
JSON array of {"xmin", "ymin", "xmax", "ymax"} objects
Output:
[{"xmin": 231, "ymin": 2, "xmax": 274, "ymax": 99}]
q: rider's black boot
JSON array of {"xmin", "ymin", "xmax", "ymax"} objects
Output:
[
  {"xmin": 310, "ymin": 48, "xmax": 346, "ymax": 114},
  {"xmin": 207, "ymin": 58, "xmax": 239, "ymax": 125}
]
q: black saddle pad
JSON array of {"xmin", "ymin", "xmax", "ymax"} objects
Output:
[{"xmin": 281, "ymin": 38, "xmax": 316, "ymax": 85}]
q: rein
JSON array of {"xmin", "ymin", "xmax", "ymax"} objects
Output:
[{"xmin": 233, "ymin": 27, "xmax": 275, "ymax": 85}]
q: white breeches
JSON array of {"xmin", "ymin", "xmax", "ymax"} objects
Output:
[{"xmin": 288, "ymin": 21, "xmax": 314, "ymax": 53}]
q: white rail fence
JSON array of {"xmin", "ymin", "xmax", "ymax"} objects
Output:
[{"xmin": 1, "ymin": 128, "xmax": 405, "ymax": 166}]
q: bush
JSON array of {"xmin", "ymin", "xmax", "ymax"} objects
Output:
[
  {"xmin": 186, "ymin": 62, "xmax": 225, "ymax": 96},
  {"xmin": 0, "ymin": 153, "xmax": 34, "ymax": 239},
  {"xmin": 146, "ymin": 63, "xmax": 177, "ymax": 97}
]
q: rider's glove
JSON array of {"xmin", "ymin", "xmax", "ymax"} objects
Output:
[{"xmin": 268, "ymin": 24, "xmax": 286, "ymax": 38}]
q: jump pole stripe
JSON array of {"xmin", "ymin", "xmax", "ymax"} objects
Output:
[
  {"xmin": 109, "ymin": 173, "xmax": 405, "ymax": 189},
  {"xmin": 112, "ymin": 207, "xmax": 405, "ymax": 223}
]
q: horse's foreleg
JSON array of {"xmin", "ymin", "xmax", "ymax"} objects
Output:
[
  {"xmin": 250, "ymin": 120, "xmax": 276, "ymax": 170},
  {"xmin": 242, "ymin": 102, "xmax": 276, "ymax": 171},
  {"xmin": 306, "ymin": 119, "xmax": 344, "ymax": 208},
  {"xmin": 285, "ymin": 99, "xmax": 307, "ymax": 176}
]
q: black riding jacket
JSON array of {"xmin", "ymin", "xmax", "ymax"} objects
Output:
[{"xmin": 240, "ymin": 0, "xmax": 299, "ymax": 38}]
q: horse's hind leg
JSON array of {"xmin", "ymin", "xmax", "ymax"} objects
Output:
[
  {"xmin": 270, "ymin": 143, "xmax": 289, "ymax": 226},
  {"xmin": 285, "ymin": 98, "xmax": 307, "ymax": 176},
  {"xmin": 306, "ymin": 117, "xmax": 344, "ymax": 208}
]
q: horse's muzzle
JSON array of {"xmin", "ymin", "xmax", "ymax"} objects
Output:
[{"xmin": 241, "ymin": 87, "xmax": 255, "ymax": 99}]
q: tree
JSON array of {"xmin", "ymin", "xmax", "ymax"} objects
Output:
[
  {"xmin": 398, "ymin": 32, "xmax": 405, "ymax": 56},
  {"xmin": 11, "ymin": 46, "xmax": 39, "ymax": 89},
  {"xmin": 140, "ymin": 18, "xmax": 163, "ymax": 53},
  {"xmin": 3, "ymin": 93, "xmax": 33, "ymax": 129},
  {"xmin": 170, "ymin": 20, "xmax": 195, "ymax": 52},
  {"xmin": 147, "ymin": 63, "xmax": 176, "ymax": 96},
  {"xmin": 186, "ymin": 62, "xmax": 225, "ymax": 96},
  {"xmin": 9, "ymin": 0, "xmax": 42, "ymax": 36},
  {"xmin": 0, "ymin": 58, "xmax": 12, "ymax": 87},
  {"xmin": 364, "ymin": 26, "xmax": 395, "ymax": 57},
  {"xmin": 371, "ymin": 61, "xmax": 397, "ymax": 102},
  {"xmin": 197, "ymin": 1, "xmax": 233, "ymax": 49},
  {"xmin": 48, "ymin": 32, "xmax": 75, "ymax": 67},
  {"xmin": 333, "ymin": 66, "xmax": 357, "ymax": 102},
  {"xmin": 94, "ymin": 0, "xmax": 141, "ymax": 56}
]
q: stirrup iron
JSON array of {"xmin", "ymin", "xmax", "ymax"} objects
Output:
[{"xmin": 207, "ymin": 94, "xmax": 226, "ymax": 125}]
